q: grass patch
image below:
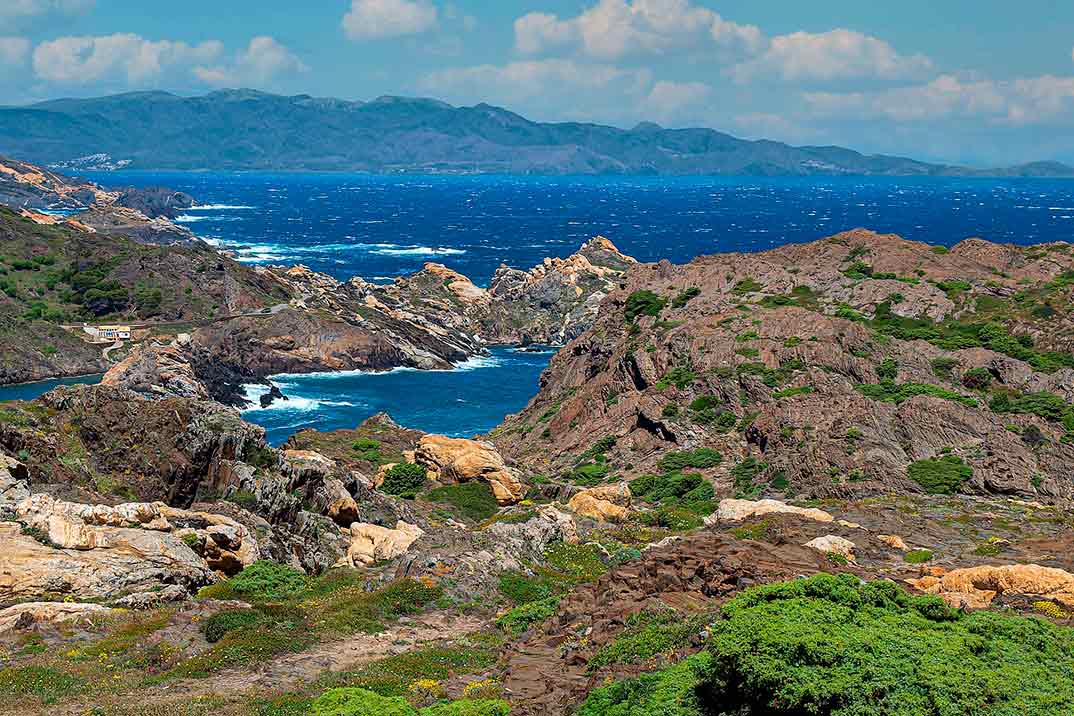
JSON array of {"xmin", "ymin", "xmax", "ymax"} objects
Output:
[
  {"xmin": 855, "ymin": 380, "xmax": 978, "ymax": 408},
  {"xmin": 425, "ymin": 481, "xmax": 500, "ymax": 523},
  {"xmin": 588, "ymin": 609, "xmax": 710, "ymax": 669}
]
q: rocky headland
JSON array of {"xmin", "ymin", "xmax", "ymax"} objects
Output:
[{"xmin": 3, "ymin": 223, "xmax": 1074, "ymax": 715}]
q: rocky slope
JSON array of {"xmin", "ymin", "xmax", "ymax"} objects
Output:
[
  {"xmin": 493, "ymin": 229, "xmax": 1074, "ymax": 503},
  {"xmin": 0, "ymin": 154, "xmax": 197, "ymax": 245}
]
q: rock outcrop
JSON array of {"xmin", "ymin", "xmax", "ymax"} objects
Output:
[
  {"xmin": 709, "ymin": 499, "xmax": 835, "ymax": 524},
  {"xmin": 909, "ymin": 564, "xmax": 1074, "ymax": 609},
  {"xmin": 567, "ymin": 483, "xmax": 632, "ymax": 522},
  {"xmin": 414, "ymin": 435, "xmax": 526, "ymax": 505},
  {"xmin": 342, "ymin": 520, "xmax": 424, "ymax": 567}
]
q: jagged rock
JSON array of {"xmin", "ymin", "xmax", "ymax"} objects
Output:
[
  {"xmin": 0, "ymin": 602, "xmax": 116, "ymax": 633},
  {"xmin": 342, "ymin": 520, "xmax": 425, "ymax": 567},
  {"xmin": 312, "ymin": 477, "xmax": 360, "ymax": 526},
  {"xmin": 803, "ymin": 535, "xmax": 856, "ymax": 560},
  {"xmin": 260, "ymin": 383, "xmax": 287, "ymax": 408},
  {"xmin": 282, "ymin": 449, "xmax": 335, "ymax": 482},
  {"xmin": 485, "ymin": 506, "xmax": 579, "ymax": 563},
  {"xmin": 1, "ymin": 493, "xmax": 260, "ymax": 601},
  {"xmin": 102, "ymin": 340, "xmax": 210, "ymax": 400},
  {"xmin": 908, "ymin": 564, "xmax": 1074, "ymax": 609},
  {"xmin": 567, "ymin": 483, "xmax": 632, "ymax": 522},
  {"xmin": 113, "ymin": 584, "xmax": 189, "ymax": 609},
  {"xmin": 414, "ymin": 435, "xmax": 526, "ymax": 505},
  {"xmin": 708, "ymin": 499, "xmax": 834, "ymax": 525}
]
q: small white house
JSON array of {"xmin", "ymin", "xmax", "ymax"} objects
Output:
[{"xmin": 84, "ymin": 324, "xmax": 132, "ymax": 341}]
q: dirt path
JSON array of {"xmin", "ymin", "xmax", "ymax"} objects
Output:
[{"xmin": 140, "ymin": 611, "xmax": 486, "ymax": 702}]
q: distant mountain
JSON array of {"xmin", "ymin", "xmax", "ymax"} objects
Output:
[{"xmin": 1, "ymin": 89, "xmax": 1071, "ymax": 177}]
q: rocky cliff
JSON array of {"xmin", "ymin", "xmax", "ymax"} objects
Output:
[{"xmin": 493, "ymin": 229, "xmax": 1074, "ymax": 503}]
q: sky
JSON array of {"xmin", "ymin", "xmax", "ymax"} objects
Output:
[{"xmin": 1, "ymin": 0, "xmax": 1073, "ymax": 166}]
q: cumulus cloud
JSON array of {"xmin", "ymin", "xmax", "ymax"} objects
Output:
[
  {"xmin": 194, "ymin": 36, "xmax": 308, "ymax": 87},
  {"xmin": 0, "ymin": 37, "xmax": 31, "ymax": 66},
  {"xmin": 420, "ymin": 58, "xmax": 650, "ymax": 104},
  {"xmin": 803, "ymin": 73, "xmax": 1074, "ymax": 125},
  {"xmin": 640, "ymin": 80, "xmax": 711, "ymax": 122},
  {"xmin": 32, "ymin": 34, "xmax": 222, "ymax": 83},
  {"xmin": 729, "ymin": 29, "xmax": 933, "ymax": 83},
  {"xmin": 343, "ymin": 0, "xmax": 438, "ymax": 40},
  {"xmin": 0, "ymin": 0, "xmax": 93, "ymax": 23},
  {"xmin": 514, "ymin": 0, "xmax": 762, "ymax": 61}
]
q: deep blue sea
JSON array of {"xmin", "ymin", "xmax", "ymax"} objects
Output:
[{"xmin": 36, "ymin": 173, "xmax": 1074, "ymax": 443}]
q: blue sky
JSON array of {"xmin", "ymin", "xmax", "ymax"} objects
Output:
[{"xmin": 1, "ymin": 0, "xmax": 1073, "ymax": 165}]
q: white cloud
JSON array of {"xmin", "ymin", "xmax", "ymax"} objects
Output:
[
  {"xmin": 729, "ymin": 29, "xmax": 933, "ymax": 83},
  {"xmin": 803, "ymin": 73, "xmax": 1074, "ymax": 125},
  {"xmin": 342, "ymin": 0, "xmax": 438, "ymax": 40},
  {"xmin": 420, "ymin": 58, "xmax": 651, "ymax": 104},
  {"xmin": 32, "ymin": 34, "xmax": 222, "ymax": 83},
  {"xmin": 194, "ymin": 36, "xmax": 308, "ymax": 87},
  {"xmin": 0, "ymin": 37, "xmax": 31, "ymax": 66},
  {"xmin": 640, "ymin": 80, "xmax": 711, "ymax": 122},
  {"xmin": 514, "ymin": 0, "xmax": 762, "ymax": 61},
  {"xmin": 0, "ymin": 0, "xmax": 93, "ymax": 23}
]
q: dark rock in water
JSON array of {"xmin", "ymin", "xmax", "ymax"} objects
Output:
[{"xmin": 260, "ymin": 384, "xmax": 287, "ymax": 408}]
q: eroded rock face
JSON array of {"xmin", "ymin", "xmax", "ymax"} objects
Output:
[
  {"xmin": 567, "ymin": 483, "xmax": 632, "ymax": 522},
  {"xmin": 414, "ymin": 435, "xmax": 526, "ymax": 505},
  {"xmin": 0, "ymin": 602, "xmax": 116, "ymax": 634},
  {"xmin": 0, "ymin": 491, "xmax": 259, "ymax": 601},
  {"xmin": 710, "ymin": 499, "xmax": 834, "ymax": 524},
  {"xmin": 909, "ymin": 564, "xmax": 1074, "ymax": 609},
  {"xmin": 342, "ymin": 520, "xmax": 424, "ymax": 567},
  {"xmin": 103, "ymin": 338, "xmax": 210, "ymax": 401}
]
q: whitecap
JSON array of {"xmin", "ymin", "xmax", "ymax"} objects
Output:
[
  {"xmin": 190, "ymin": 204, "xmax": 255, "ymax": 210},
  {"xmin": 370, "ymin": 246, "xmax": 466, "ymax": 257}
]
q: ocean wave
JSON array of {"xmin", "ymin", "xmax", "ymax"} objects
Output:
[
  {"xmin": 177, "ymin": 214, "xmax": 242, "ymax": 223},
  {"xmin": 240, "ymin": 384, "xmax": 356, "ymax": 412},
  {"xmin": 191, "ymin": 204, "xmax": 255, "ymax": 210},
  {"xmin": 371, "ymin": 246, "xmax": 466, "ymax": 257}
]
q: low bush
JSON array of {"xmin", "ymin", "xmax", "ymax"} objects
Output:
[
  {"xmin": 496, "ymin": 596, "xmax": 560, "ymax": 636},
  {"xmin": 657, "ymin": 448, "xmax": 722, "ymax": 472},
  {"xmin": 221, "ymin": 560, "xmax": 308, "ymax": 602},
  {"xmin": 425, "ymin": 481, "xmax": 500, "ymax": 523},
  {"xmin": 380, "ymin": 463, "xmax": 428, "ymax": 497},
  {"xmin": 625, "ymin": 290, "xmax": 666, "ymax": 322},
  {"xmin": 730, "ymin": 457, "xmax": 767, "ymax": 499},
  {"xmin": 588, "ymin": 610, "xmax": 709, "ymax": 669},
  {"xmin": 201, "ymin": 609, "xmax": 261, "ymax": 643},
  {"xmin": 907, "ymin": 455, "xmax": 973, "ymax": 494},
  {"xmin": 855, "ymin": 381, "xmax": 978, "ymax": 408}
]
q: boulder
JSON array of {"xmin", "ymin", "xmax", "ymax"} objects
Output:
[
  {"xmin": 567, "ymin": 483, "xmax": 632, "ymax": 522},
  {"xmin": 312, "ymin": 477, "xmax": 360, "ymax": 526},
  {"xmin": 908, "ymin": 564, "xmax": 1074, "ymax": 609},
  {"xmin": 485, "ymin": 506, "xmax": 579, "ymax": 563},
  {"xmin": 1, "ymin": 494, "xmax": 260, "ymax": 601},
  {"xmin": 803, "ymin": 535, "xmax": 856, "ymax": 560},
  {"xmin": 414, "ymin": 435, "xmax": 526, "ymax": 504},
  {"xmin": 878, "ymin": 534, "xmax": 910, "ymax": 551},
  {"xmin": 707, "ymin": 499, "xmax": 834, "ymax": 525},
  {"xmin": 0, "ymin": 602, "xmax": 116, "ymax": 633},
  {"xmin": 342, "ymin": 520, "xmax": 425, "ymax": 567},
  {"xmin": 282, "ymin": 449, "xmax": 336, "ymax": 483}
]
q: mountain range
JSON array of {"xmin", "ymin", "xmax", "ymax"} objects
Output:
[{"xmin": 1, "ymin": 89, "xmax": 1072, "ymax": 176}]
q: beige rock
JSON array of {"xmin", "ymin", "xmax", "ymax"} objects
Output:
[
  {"xmin": 0, "ymin": 602, "xmax": 116, "ymax": 633},
  {"xmin": 1, "ymin": 495, "xmax": 260, "ymax": 601},
  {"xmin": 804, "ymin": 535, "xmax": 856, "ymax": 560},
  {"xmin": 879, "ymin": 534, "xmax": 909, "ymax": 551},
  {"xmin": 414, "ymin": 435, "xmax": 526, "ymax": 504},
  {"xmin": 708, "ymin": 498, "xmax": 834, "ymax": 525},
  {"xmin": 908, "ymin": 564, "xmax": 1074, "ymax": 609},
  {"xmin": 317, "ymin": 478, "xmax": 360, "ymax": 526},
  {"xmin": 282, "ymin": 450, "xmax": 336, "ymax": 480},
  {"xmin": 343, "ymin": 520, "xmax": 424, "ymax": 567},
  {"xmin": 567, "ymin": 483, "xmax": 632, "ymax": 522}
]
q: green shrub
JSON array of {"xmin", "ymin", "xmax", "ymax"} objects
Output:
[
  {"xmin": 370, "ymin": 579, "xmax": 443, "ymax": 618},
  {"xmin": 930, "ymin": 356, "xmax": 958, "ymax": 377},
  {"xmin": 671, "ymin": 287, "xmax": 701, "ymax": 308},
  {"xmin": 732, "ymin": 277, "xmax": 763, "ymax": 294},
  {"xmin": 855, "ymin": 381, "xmax": 978, "ymax": 408},
  {"xmin": 225, "ymin": 560, "xmax": 308, "ymax": 601},
  {"xmin": 380, "ymin": 463, "xmax": 428, "ymax": 496},
  {"xmin": 876, "ymin": 357, "xmax": 899, "ymax": 381},
  {"xmin": 904, "ymin": 549, "xmax": 934, "ymax": 564},
  {"xmin": 311, "ymin": 688, "xmax": 415, "ymax": 716},
  {"xmin": 730, "ymin": 457, "xmax": 767, "ymax": 499},
  {"xmin": 907, "ymin": 455, "xmax": 973, "ymax": 494},
  {"xmin": 962, "ymin": 367, "xmax": 992, "ymax": 390},
  {"xmin": 589, "ymin": 610, "xmax": 709, "ymax": 669},
  {"xmin": 577, "ymin": 652, "xmax": 712, "ymax": 716},
  {"xmin": 201, "ymin": 609, "xmax": 261, "ymax": 643},
  {"xmin": 426, "ymin": 481, "xmax": 499, "ymax": 523},
  {"xmin": 661, "ymin": 365, "xmax": 697, "ymax": 389},
  {"xmin": 698, "ymin": 573, "xmax": 1074, "ymax": 716},
  {"xmin": 421, "ymin": 700, "xmax": 511, "ymax": 716},
  {"xmin": 497, "ymin": 571, "xmax": 554, "ymax": 605},
  {"xmin": 352, "ymin": 438, "xmax": 383, "ymax": 462},
  {"xmin": 496, "ymin": 596, "xmax": 560, "ymax": 636},
  {"xmin": 657, "ymin": 448, "xmax": 722, "ymax": 472},
  {"xmin": 625, "ymin": 290, "xmax": 666, "ymax": 322}
]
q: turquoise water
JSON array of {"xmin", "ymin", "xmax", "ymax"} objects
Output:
[
  {"xmin": 241, "ymin": 348, "xmax": 553, "ymax": 446},
  {"xmin": 0, "ymin": 374, "xmax": 103, "ymax": 402}
]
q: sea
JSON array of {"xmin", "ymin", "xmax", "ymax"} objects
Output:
[{"xmin": 14, "ymin": 172, "xmax": 1074, "ymax": 445}]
